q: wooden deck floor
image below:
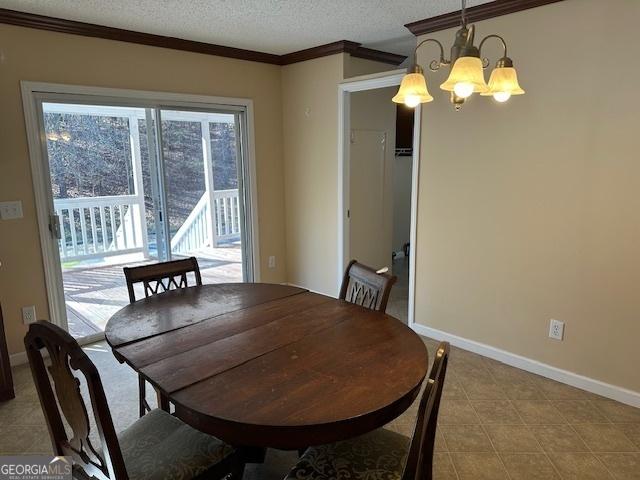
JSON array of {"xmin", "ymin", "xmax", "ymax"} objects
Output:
[{"xmin": 63, "ymin": 246, "xmax": 242, "ymax": 339}]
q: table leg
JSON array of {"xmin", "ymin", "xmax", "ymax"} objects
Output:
[
  {"xmin": 157, "ymin": 390, "xmax": 170, "ymax": 412},
  {"xmin": 241, "ymin": 447, "xmax": 267, "ymax": 464}
]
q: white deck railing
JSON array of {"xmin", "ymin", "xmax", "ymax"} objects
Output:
[
  {"xmin": 170, "ymin": 194, "xmax": 209, "ymax": 254},
  {"xmin": 171, "ymin": 189, "xmax": 241, "ymax": 254},
  {"xmin": 54, "ymin": 195, "xmax": 147, "ymax": 261},
  {"xmin": 214, "ymin": 189, "xmax": 242, "ymax": 241},
  {"xmin": 54, "ymin": 189, "xmax": 240, "ymax": 261}
]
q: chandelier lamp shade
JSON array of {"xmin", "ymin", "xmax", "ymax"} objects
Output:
[
  {"xmin": 391, "ymin": 65, "xmax": 434, "ymax": 107},
  {"xmin": 393, "ymin": 0, "xmax": 525, "ymax": 110}
]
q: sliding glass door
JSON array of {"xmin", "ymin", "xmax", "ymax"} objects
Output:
[
  {"xmin": 35, "ymin": 96, "xmax": 253, "ymax": 342},
  {"xmin": 158, "ymin": 109, "xmax": 247, "ymax": 283}
]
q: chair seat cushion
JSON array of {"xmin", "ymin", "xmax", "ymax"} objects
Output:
[
  {"xmin": 118, "ymin": 409, "xmax": 233, "ymax": 480},
  {"xmin": 285, "ymin": 428, "xmax": 410, "ymax": 480}
]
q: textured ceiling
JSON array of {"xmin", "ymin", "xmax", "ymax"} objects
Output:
[{"xmin": 0, "ymin": 0, "xmax": 492, "ymax": 56}]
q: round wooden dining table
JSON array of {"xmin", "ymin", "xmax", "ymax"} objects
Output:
[{"xmin": 105, "ymin": 283, "xmax": 428, "ymax": 449}]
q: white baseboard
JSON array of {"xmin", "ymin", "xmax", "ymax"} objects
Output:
[
  {"xmin": 9, "ymin": 332, "xmax": 99, "ymax": 368},
  {"xmin": 9, "ymin": 350, "xmax": 28, "ymax": 367},
  {"xmin": 411, "ymin": 323, "xmax": 640, "ymax": 408},
  {"xmin": 286, "ymin": 282, "xmax": 335, "ymax": 297}
]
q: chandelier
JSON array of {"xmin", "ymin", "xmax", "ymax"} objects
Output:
[{"xmin": 393, "ymin": 0, "xmax": 525, "ymax": 110}]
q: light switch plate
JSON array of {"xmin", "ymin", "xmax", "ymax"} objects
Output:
[{"xmin": 0, "ymin": 201, "xmax": 23, "ymax": 220}]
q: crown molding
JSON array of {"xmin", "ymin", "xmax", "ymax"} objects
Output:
[
  {"xmin": 0, "ymin": 8, "xmax": 406, "ymax": 66},
  {"xmin": 349, "ymin": 46, "xmax": 407, "ymax": 66},
  {"xmin": 279, "ymin": 40, "xmax": 406, "ymax": 66},
  {"xmin": 0, "ymin": 8, "xmax": 282, "ymax": 64},
  {"xmin": 405, "ymin": 0, "xmax": 567, "ymax": 36},
  {"xmin": 279, "ymin": 40, "xmax": 360, "ymax": 65}
]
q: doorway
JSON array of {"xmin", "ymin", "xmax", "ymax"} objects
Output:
[
  {"xmin": 23, "ymin": 84, "xmax": 258, "ymax": 343},
  {"xmin": 338, "ymin": 71, "xmax": 420, "ymax": 326}
]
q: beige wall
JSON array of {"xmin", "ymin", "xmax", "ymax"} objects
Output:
[
  {"xmin": 0, "ymin": 24, "xmax": 287, "ymax": 356},
  {"xmin": 282, "ymin": 55, "xmax": 398, "ymax": 295},
  {"xmin": 344, "ymin": 57, "xmax": 399, "ymax": 79},
  {"xmin": 282, "ymin": 54, "xmax": 346, "ymax": 295},
  {"xmin": 415, "ymin": 0, "xmax": 640, "ymax": 392},
  {"xmin": 393, "ymin": 155, "xmax": 412, "ymax": 254}
]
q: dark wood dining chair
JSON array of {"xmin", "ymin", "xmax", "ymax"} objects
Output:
[
  {"xmin": 284, "ymin": 342, "xmax": 450, "ymax": 480},
  {"xmin": 123, "ymin": 256, "xmax": 202, "ymax": 303},
  {"xmin": 24, "ymin": 321, "xmax": 245, "ymax": 480},
  {"xmin": 339, "ymin": 259, "xmax": 397, "ymax": 313},
  {"xmin": 123, "ymin": 257, "xmax": 202, "ymax": 416}
]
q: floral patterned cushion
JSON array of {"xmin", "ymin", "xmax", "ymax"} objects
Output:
[
  {"xmin": 285, "ymin": 428, "xmax": 410, "ymax": 480},
  {"xmin": 118, "ymin": 409, "xmax": 233, "ymax": 480}
]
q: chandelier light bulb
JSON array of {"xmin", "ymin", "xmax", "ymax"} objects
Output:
[
  {"xmin": 453, "ymin": 82, "xmax": 474, "ymax": 99},
  {"xmin": 482, "ymin": 61, "xmax": 524, "ymax": 102},
  {"xmin": 404, "ymin": 95, "xmax": 422, "ymax": 108},
  {"xmin": 441, "ymin": 56, "xmax": 489, "ymax": 98},
  {"xmin": 492, "ymin": 91, "xmax": 511, "ymax": 102}
]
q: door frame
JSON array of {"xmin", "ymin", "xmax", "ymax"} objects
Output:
[
  {"xmin": 337, "ymin": 69, "xmax": 422, "ymax": 328},
  {"xmin": 21, "ymin": 81, "xmax": 261, "ymax": 337}
]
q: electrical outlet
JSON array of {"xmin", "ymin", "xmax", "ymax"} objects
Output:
[
  {"xmin": 0, "ymin": 201, "xmax": 23, "ymax": 220},
  {"xmin": 268, "ymin": 256, "xmax": 276, "ymax": 269},
  {"xmin": 549, "ymin": 319, "xmax": 564, "ymax": 341},
  {"xmin": 22, "ymin": 305, "xmax": 37, "ymax": 325}
]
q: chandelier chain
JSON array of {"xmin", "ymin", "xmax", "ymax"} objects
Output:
[{"xmin": 461, "ymin": 0, "xmax": 467, "ymax": 27}]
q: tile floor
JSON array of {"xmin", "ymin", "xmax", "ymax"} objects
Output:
[
  {"xmin": 2, "ymin": 337, "xmax": 639, "ymax": 479},
  {"xmin": 386, "ymin": 256, "xmax": 409, "ymax": 324}
]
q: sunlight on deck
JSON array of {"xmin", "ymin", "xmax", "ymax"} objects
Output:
[{"xmin": 63, "ymin": 246, "xmax": 242, "ymax": 339}]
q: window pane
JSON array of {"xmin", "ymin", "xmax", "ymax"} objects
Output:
[{"xmin": 44, "ymin": 111, "xmax": 134, "ymax": 199}]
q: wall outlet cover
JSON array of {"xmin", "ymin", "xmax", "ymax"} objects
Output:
[
  {"xmin": 549, "ymin": 319, "xmax": 564, "ymax": 341},
  {"xmin": 22, "ymin": 305, "xmax": 37, "ymax": 325},
  {"xmin": 268, "ymin": 256, "xmax": 276, "ymax": 268}
]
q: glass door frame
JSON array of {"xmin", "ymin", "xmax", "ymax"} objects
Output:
[{"xmin": 21, "ymin": 82, "xmax": 260, "ymax": 341}]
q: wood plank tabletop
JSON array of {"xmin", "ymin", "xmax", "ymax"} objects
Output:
[{"xmin": 105, "ymin": 283, "xmax": 428, "ymax": 449}]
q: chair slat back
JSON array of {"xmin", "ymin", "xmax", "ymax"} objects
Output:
[
  {"xmin": 123, "ymin": 257, "xmax": 202, "ymax": 303},
  {"xmin": 402, "ymin": 342, "xmax": 450, "ymax": 480},
  {"xmin": 24, "ymin": 321, "xmax": 128, "ymax": 480},
  {"xmin": 339, "ymin": 260, "xmax": 397, "ymax": 312}
]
